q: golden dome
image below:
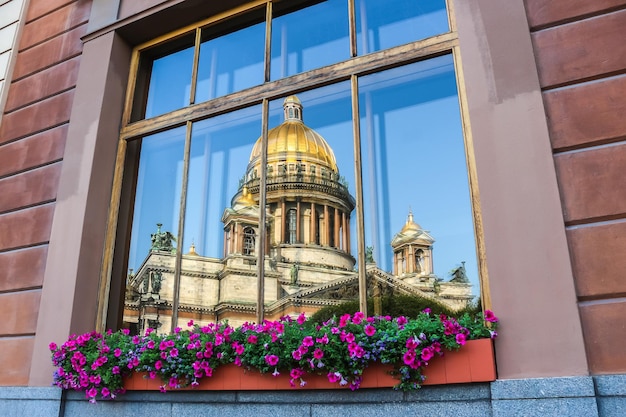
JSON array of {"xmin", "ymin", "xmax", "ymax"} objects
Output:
[
  {"xmin": 248, "ymin": 96, "xmax": 338, "ymax": 173},
  {"xmin": 400, "ymin": 210, "xmax": 422, "ymax": 233}
]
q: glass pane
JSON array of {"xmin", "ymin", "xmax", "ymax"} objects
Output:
[
  {"xmin": 359, "ymin": 55, "xmax": 479, "ymax": 310},
  {"xmin": 196, "ymin": 22, "xmax": 265, "ymax": 103},
  {"xmin": 145, "ymin": 46, "xmax": 195, "ymax": 118},
  {"xmin": 271, "ymin": 0, "xmax": 349, "ymax": 80},
  {"xmin": 183, "ymin": 107, "xmax": 262, "ymax": 258},
  {"xmin": 127, "ymin": 127, "xmax": 187, "ymax": 274},
  {"xmin": 356, "ymin": 0, "xmax": 449, "ymax": 55},
  {"xmin": 266, "ymin": 83, "xmax": 357, "ymax": 300}
]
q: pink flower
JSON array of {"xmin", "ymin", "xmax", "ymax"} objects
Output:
[
  {"xmin": 147, "ymin": 340, "xmax": 155, "ymax": 349},
  {"xmin": 187, "ymin": 320, "xmax": 194, "ymax": 327},
  {"xmin": 327, "ymin": 372, "xmax": 340, "ymax": 383},
  {"xmin": 352, "ymin": 311, "xmax": 364, "ymax": 324},
  {"xmin": 456, "ymin": 333, "xmax": 467, "ymax": 345},
  {"xmin": 396, "ymin": 316, "xmax": 408, "ymax": 327},
  {"xmin": 49, "ymin": 342, "xmax": 57, "ymax": 351},
  {"xmin": 313, "ymin": 348, "xmax": 324, "ymax": 359},
  {"xmin": 122, "ymin": 329, "xmax": 130, "ymax": 335},
  {"xmin": 316, "ymin": 334, "xmax": 329, "ymax": 344},
  {"xmin": 403, "ymin": 350, "xmax": 416, "ymax": 365},
  {"xmin": 406, "ymin": 337, "xmax": 419, "ymax": 350},
  {"xmin": 364, "ymin": 325, "xmax": 376, "ymax": 336},
  {"xmin": 484, "ymin": 310, "xmax": 498, "ymax": 323},
  {"xmin": 302, "ymin": 336, "xmax": 314, "ymax": 347},
  {"xmin": 290, "ymin": 368, "xmax": 303, "ymax": 379},
  {"xmin": 339, "ymin": 314, "xmax": 351, "ymax": 328},
  {"xmin": 421, "ymin": 347, "xmax": 434, "ymax": 362},
  {"xmin": 101, "ymin": 387, "xmax": 110, "ymax": 398},
  {"xmin": 170, "ymin": 348, "xmax": 179, "ymax": 357},
  {"xmin": 422, "ymin": 308, "xmax": 431, "ymax": 314},
  {"xmin": 112, "ymin": 366, "xmax": 120, "ymax": 375},
  {"xmin": 297, "ymin": 313, "xmax": 307, "ymax": 325},
  {"xmin": 155, "ymin": 360, "xmax": 163, "ymax": 370},
  {"xmin": 247, "ymin": 335, "xmax": 258, "ymax": 344},
  {"xmin": 86, "ymin": 387, "xmax": 98, "ymax": 399},
  {"xmin": 292, "ymin": 350, "xmax": 303, "ymax": 360},
  {"xmin": 265, "ymin": 354, "xmax": 279, "ymax": 366},
  {"xmin": 114, "ymin": 348, "xmax": 122, "ymax": 357}
]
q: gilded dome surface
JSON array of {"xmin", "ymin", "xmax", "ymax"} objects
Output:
[{"xmin": 248, "ymin": 96, "xmax": 339, "ymax": 173}]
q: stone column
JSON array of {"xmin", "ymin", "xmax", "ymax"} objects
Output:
[
  {"xmin": 324, "ymin": 205, "xmax": 329, "ymax": 245},
  {"xmin": 334, "ymin": 208, "xmax": 340, "ymax": 249},
  {"xmin": 341, "ymin": 211, "xmax": 347, "ymax": 251},
  {"xmin": 296, "ymin": 199, "xmax": 301, "ymax": 243},
  {"xmin": 281, "ymin": 199, "xmax": 286, "ymax": 243},
  {"xmin": 310, "ymin": 202, "xmax": 316, "ymax": 244}
]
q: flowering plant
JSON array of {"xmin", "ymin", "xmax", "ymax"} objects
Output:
[{"xmin": 50, "ymin": 310, "xmax": 498, "ymax": 401}]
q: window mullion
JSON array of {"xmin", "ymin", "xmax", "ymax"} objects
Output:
[
  {"xmin": 348, "ymin": 0, "xmax": 357, "ymax": 57},
  {"xmin": 256, "ymin": 98, "xmax": 270, "ymax": 323},
  {"xmin": 171, "ymin": 121, "xmax": 193, "ymax": 332},
  {"xmin": 350, "ymin": 74, "xmax": 367, "ymax": 316},
  {"xmin": 189, "ymin": 28, "xmax": 202, "ymax": 105},
  {"xmin": 264, "ymin": 1, "xmax": 272, "ymax": 83}
]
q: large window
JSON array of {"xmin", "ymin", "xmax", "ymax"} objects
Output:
[{"xmin": 109, "ymin": 0, "xmax": 482, "ymax": 333}]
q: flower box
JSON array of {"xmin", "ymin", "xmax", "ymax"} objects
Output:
[{"xmin": 123, "ymin": 338, "xmax": 495, "ymax": 391}]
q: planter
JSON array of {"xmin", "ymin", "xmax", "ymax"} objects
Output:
[{"xmin": 124, "ymin": 338, "xmax": 495, "ymax": 391}]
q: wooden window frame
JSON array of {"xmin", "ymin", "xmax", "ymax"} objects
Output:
[{"xmin": 100, "ymin": 0, "xmax": 489, "ymax": 331}]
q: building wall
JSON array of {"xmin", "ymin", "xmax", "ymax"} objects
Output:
[
  {"xmin": 524, "ymin": 0, "xmax": 626, "ymax": 374},
  {"xmin": 0, "ymin": 0, "xmax": 91, "ymax": 385},
  {"xmin": 0, "ymin": 0, "xmax": 624, "ymax": 389}
]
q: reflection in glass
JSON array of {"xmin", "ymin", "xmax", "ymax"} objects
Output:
[
  {"xmin": 127, "ymin": 127, "xmax": 187, "ymax": 272},
  {"xmin": 356, "ymin": 0, "xmax": 449, "ymax": 55},
  {"xmin": 271, "ymin": 0, "xmax": 349, "ymax": 80},
  {"xmin": 359, "ymin": 55, "xmax": 478, "ymax": 306},
  {"xmin": 145, "ymin": 47, "xmax": 194, "ymax": 118},
  {"xmin": 183, "ymin": 106, "xmax": 262, "ymax": 257},
  {"xmin": 196, "ymin": 22, "xmax": 265, "ymax": 103}
]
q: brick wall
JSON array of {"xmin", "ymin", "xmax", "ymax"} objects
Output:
[
  {"xmin": 0, "ymin": 0, "xmax": 91, "ymax": 385},
  {"xmin": 525, "ymin": 0, "xmax": 626, "ymax": 373}
]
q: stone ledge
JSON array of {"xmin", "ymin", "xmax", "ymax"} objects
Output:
[
  {"xmin": 594, "ymin": 374, "xmax": 626, "ymax": 396},
  {"xmin": 491, "ymin": 376, "xmax": 595, "ymax": 399},
  {"xmin": 0, "ymin": 386, "xmax": 62, "ymax": 400},
  {"xmin": 492, "ymin": 397, "xmax": 598, "ymax": 417}
]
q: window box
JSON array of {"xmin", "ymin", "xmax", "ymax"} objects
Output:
[{"xmin": 123, "ymin": 338, "xmax": 495, "ymax": 391}]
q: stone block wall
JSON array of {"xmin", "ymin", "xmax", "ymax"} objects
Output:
[{"xmin": 524, "ymin": 0, "xmax": 626, "ymax": 374}]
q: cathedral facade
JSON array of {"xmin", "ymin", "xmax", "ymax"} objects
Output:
[{"xmin": 124, "ymin": 97, "xmax": 472, "ymax": 333}]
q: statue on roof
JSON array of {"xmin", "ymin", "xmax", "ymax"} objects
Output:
[
  {"xmin": 150, "ymin": 223, "xmax": 176, "ymax": 252},
  {"xmin": 365, "ymin": 246, "xmax": 375, "ymax": 264},
  {"xmin": 290, "ymin": 263, "xmax": 300, "ymax": 285},
  {"xmin": 450, "ymin": 261, "xmax": 469, "ymax": 283}
]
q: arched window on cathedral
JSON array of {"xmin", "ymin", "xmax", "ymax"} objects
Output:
[
  {"xmin": 415, "ymin": 249, "xmax": 424, "ymax": 274},
  {"xmin": 288, "ymin": 209, "xmax": 297, "ymax": 244},
  {"xmin": 243, "ymin": 227, "xmax": 255, "ymax": 255}
]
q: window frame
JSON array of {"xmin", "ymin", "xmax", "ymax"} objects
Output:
[{"xmin": 100, "ymin": 0, "xmax": 490, "ymax": 332}]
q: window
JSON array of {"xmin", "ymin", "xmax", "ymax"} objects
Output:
[
  {"xmin": 243, "ymin": 227, "xmax": 256, "ymax": 255},
  {"xmin": 109, "ymin": 0, "xmax": 483, "ymax": 333}
]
